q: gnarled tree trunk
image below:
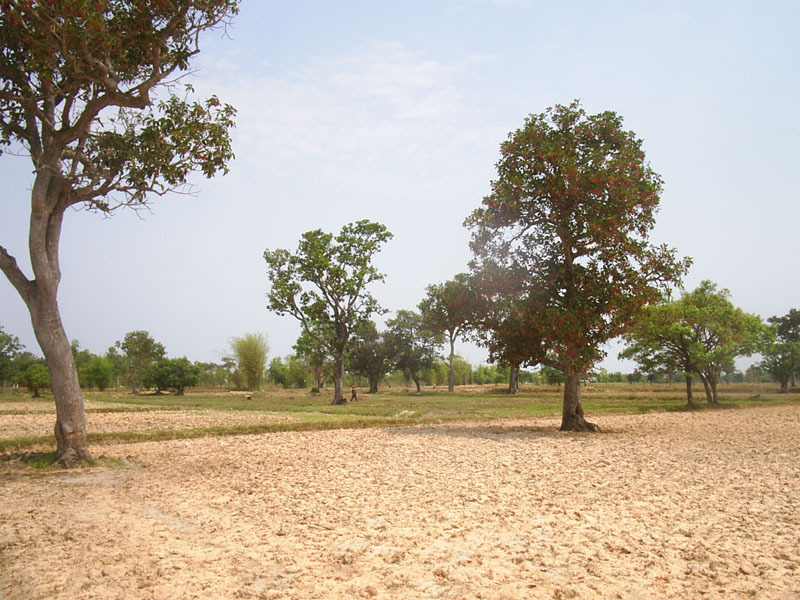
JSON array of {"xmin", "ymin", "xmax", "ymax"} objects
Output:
[
  {"xmin": 560, "ymin": 370, "xmax": 600, "ymax": 432},
  {"xmin": 685, "ymin": 375, "xmax": 695, "ymax": 406}
]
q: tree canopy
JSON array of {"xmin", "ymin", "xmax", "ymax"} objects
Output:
[
  {"xmin": 419, "ymin": 274, "xmax": 477, "ymax": 392},
  {"xmin": 466, "ymin": 101, "xmax": 688, "ymax": 430},
  {"xmin": 621, "ymin": 281, "xmax": 764, "ymax": 403},
  {"xmin": 347, "ymin": 320, "xmax": 394, "ymax": 394},
  {"xmin": 766, "ymin": 308, "xmax": 800, "ymax": 389},
  {"xmin": 115, "ymin": 330, "xmax": 166, "ymax": 394},
  {"xmin": 0, "ymin": 325, "xmax": 23, "ymax": 388},
  {"xmin": 0, "ymin": 0, "xmax": 239, "ymax": 464},
  {"xmin": 385, "ymin": 309, "xmax": 443, "ymax": 393},
  {"xmin": 293, "ymin": 329, "xmax": 332, "ymax": 389},
  {"xmin": 18, "ymin": 360, "xmax": 51, "ymax": 398},
  {"xmin": 264, "ymin": 220, "xmax": 392, "ymax": 404},
  {"xmin": 143, "ymin": 357, "xmax": 200, "ymax": 396}
]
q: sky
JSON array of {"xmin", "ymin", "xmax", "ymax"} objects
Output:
[{"xmin": 1, "ymin": 0, "xmax": 798, "ymax": 373}]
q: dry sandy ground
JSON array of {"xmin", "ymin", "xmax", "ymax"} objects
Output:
[{"xmin": 1, "ymin": 405, "xmax": 799, "ymax": 599}]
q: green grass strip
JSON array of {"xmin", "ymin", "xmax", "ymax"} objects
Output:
[{"xmin": 3, "ymin": 393, "xmax": 797, "ymax": 453}]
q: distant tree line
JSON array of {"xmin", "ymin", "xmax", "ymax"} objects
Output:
[{"xmin": 3, "ymin": 312, "xmax": 795, "ymax": 399}]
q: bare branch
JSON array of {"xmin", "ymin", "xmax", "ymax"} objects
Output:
[{"xmin": 0, "ymin": 245, "xmax": 33, "ymax": 304}]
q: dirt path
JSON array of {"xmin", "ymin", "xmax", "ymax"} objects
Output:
[{"xmin": 1, "ymin": 405, "xmax": 798, "ymax": 599}]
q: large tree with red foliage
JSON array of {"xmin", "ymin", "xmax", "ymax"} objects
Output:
[
  {"xmin": 0, "ymin": 1, "xmax": 238, "ymax": 464},
  {"xmin": 467, "ymin": 101, "xmax": 689, "ymax": 431}
]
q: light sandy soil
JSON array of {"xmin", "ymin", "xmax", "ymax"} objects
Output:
[{"xmin": 1, "ymin": 405, "xmax": 799, "ymax": 599}]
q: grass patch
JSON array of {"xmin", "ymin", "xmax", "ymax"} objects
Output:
[
  {"xmin": 1, "ymin": 451, "xmax": 133, "ymax": 471},
  {"xmin": 2, "ymin": 384, "xmax": 797, "ymax": 452},
  {"xmin": 0, "ymin": 435, "xmax": 54, "ymax": 452},
  {"xmin": 15, "ymin": 451, "xmax": 58, "ymax": 468}
]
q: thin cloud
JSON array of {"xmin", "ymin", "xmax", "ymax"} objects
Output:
[{"xmin": 194, "ymin": 41, "xmax": 490, "ymax": 191}]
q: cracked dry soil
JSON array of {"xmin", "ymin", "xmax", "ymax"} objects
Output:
[{"xmin": 1, "ymin": 404, "xmax": 799, "ymax": 599}]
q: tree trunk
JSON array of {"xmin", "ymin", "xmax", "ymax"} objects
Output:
[
  {"xmin": 29, "ymin": 294, "xmax": 92, "ymax": 465},
  {"xmin": 791, "ymin": 370, "xmax": 797, "ymax": 388},
  {"xmin": 448, "ymin": 334, "xmax": 455, "ymax": 393},
  {"xmin": 508, "ymin": 364, "xmax": 520, "ymax": 394},
  {"xmin": 368, "ymin": 376, "xmax": 379, "ymax": 394},
  {"xmin": 700, "ymin": 374, "xmax": 713, "ymax": 404},
  {"xmin": 685, "ymin": 375, "xmax": 695, "ymax": 406},
  {"xmin": 314, "ymin": 366, "xmax": 323, "ymax": 389},
  {"xmin": 0, "ymin": 169, "xmax": 93, "ymax": 466},
  {"xmin": 411, "ymin": 373, "xmax": 421, "ymax": 393},
  {"xmin": 331, "ymin": 354, "xmax": 346, "ymax": 404},
  {"xmin": 560, "ymin": 370, "xmax": 600, "ymax": 432}
]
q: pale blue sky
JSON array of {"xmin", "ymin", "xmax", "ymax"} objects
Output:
[{"xmin": 1, "ymin": 1, "xmax": 798, "ymax": 372}]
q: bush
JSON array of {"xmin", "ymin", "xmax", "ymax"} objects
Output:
[{"xmin": 81, "ymin": 356, "xmax": 114, "ymax": 390}]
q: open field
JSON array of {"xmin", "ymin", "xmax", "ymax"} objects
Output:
[
  {"xmin": 0, "ymin": 382, "xmax": 794, "ymax": 452},
  {"xmin": 1, "ymin": 387, "xmax": 799, "ymax": 598}
]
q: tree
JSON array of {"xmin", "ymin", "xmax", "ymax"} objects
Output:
[
  {"xmin": 230, "ymin": 333, "xmax": 269, "ymax": 392},
  {"xmin": 268, "ymin": 357, "xmax": 287, "ymax": 387},
  {"xmin": 81, "ymin": 356, "xmax": 114, "ymax": 391},
  {"xmin": 489, "ymin": 309, "xmax": 530, "ymax": 394},
  {"xmin": 347, "ymin": 320, "xmax": 393, "ymax": 393},
  {"xmin": 467, "ymin": 258, "xmax": 539, "ymax": 394},
  {"xmin": 70, "ymin": 340, "xmax": 92, "ymax": 388},
  {"xmin": 385, "ymin": 310, "xmax": 443, "ymax": 392},
  {"xmin": 620, "ymin": 299, "xmax": 703, "ymax": 405},
  {"xmin": 267, "ymin": 355, "xmax": 309, "ymax": 389},
  {"xmin": 293, "ymin": 329, "xmax": 332, "ymax": 389},
  {"xmin": 468, "ymin": 272, "xmax": 535, "ymax": 394},
  {"xmin": 759, "ymin": 341, "xmax": 800, "ymax": 393},
  {"xmin": 767, "ymin": 309, "xmax": 800, "ymax": 388},
  {"xmin": 265, "ymin": 220, "xmax": 393, "ymax": 404},
  {"xmin": 466, "ymin": 101, "xmax": 689, "ymax": 431},
  {"xmin": 0, "ymin": 2, "xmax": 238, "ymax": 464},
  {"xmin": 20, "ymin": 361, "xmax": 51, "ymax": 398},
  {"xmin": 540, "ymin": 365, "xmax": 565, "ymax": 385},
  {"xmin": 115, "ymin": 331, "xmax": 166, "ymax": 394},
  {"xmin": 194, "ymin": 361, "xmax": 229, "ymax": 388},
  {"xmin": 285, "ymin": 356, "xmax": 310, "ymax": 389},
  {"xmin": 621, "ymin": 281, "xmax": 764, "ymax": 404},
  {"xmin": 451, "ymin": 355, "xmax": 473, "ymax": 386},
  {"xmin": 143, "ymin": 357, "xmax": 199, "ymax": 396},
  {"xmin": 220, "ymin": 354, "xmax": 243, "ymax": 390},
  {"xmin": 0, "ymin": 325, "xmax": 23, "ymax": 389},
  {"xmin": 419, "ymin": 274, "xmax": 477, "ymax": 392},
  {"xmin": 105, "ymin": 346, "xmax": 125, "ymax": 390}
]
